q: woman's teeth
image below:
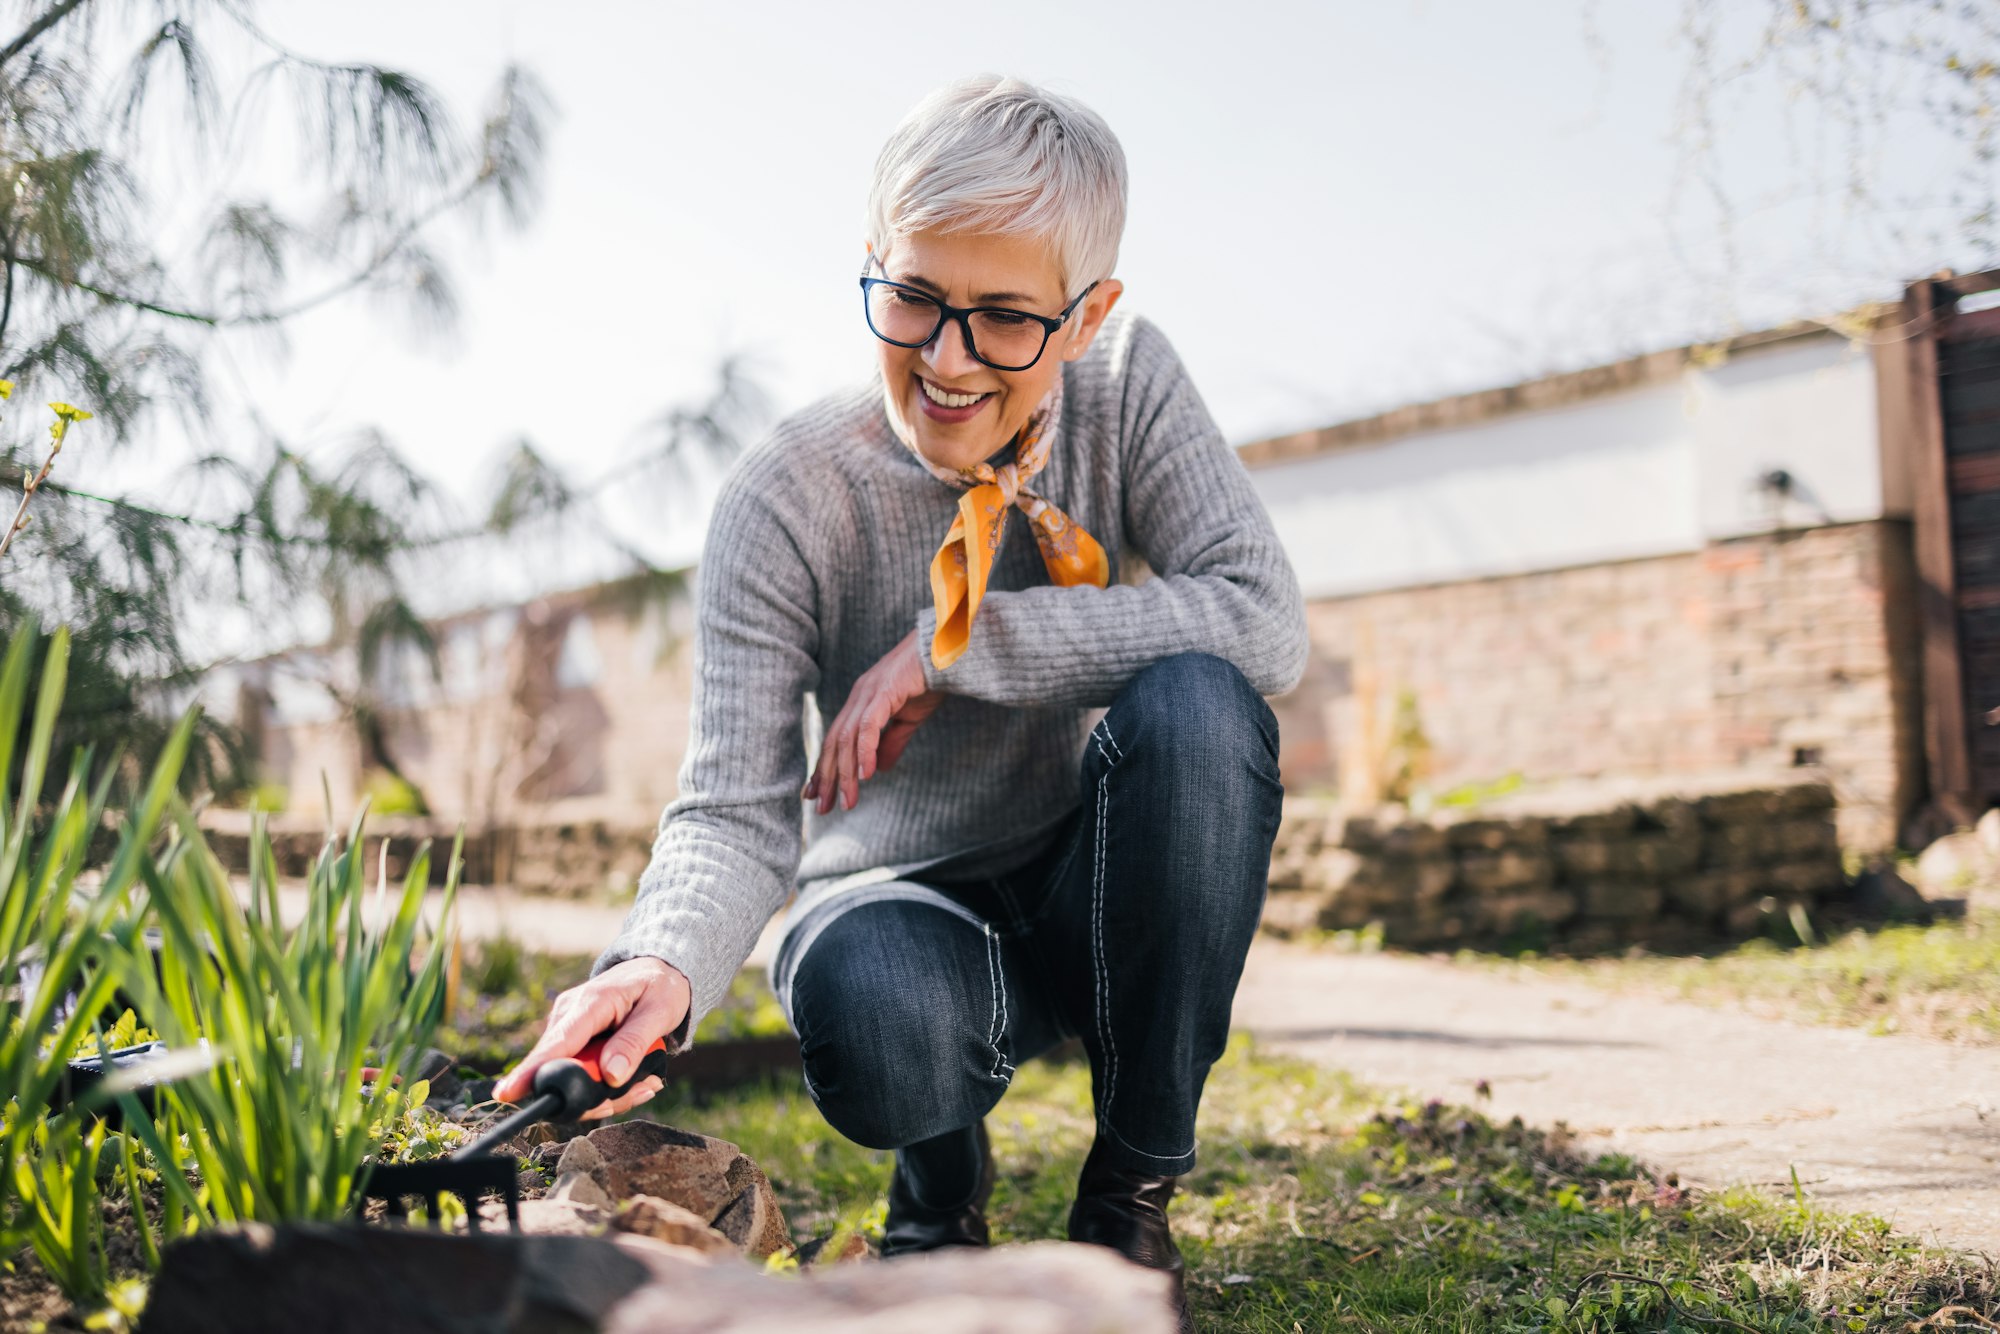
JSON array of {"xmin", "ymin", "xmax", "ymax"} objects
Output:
[{"xmin": 921, "ymin": 378, "xmax": 987, "ymax": 409}]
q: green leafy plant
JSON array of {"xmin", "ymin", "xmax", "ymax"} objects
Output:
[
  {"xmin": 114, "ymin": 807, "xmax": 461, "ymax": 1226},
  {"xmin": 0, "ymin": 623, "xmax": 192, "ymax": 1301},
  {"xmin": 11, "ymin": 1114, "xmax": 109, "ymax": 1300}
]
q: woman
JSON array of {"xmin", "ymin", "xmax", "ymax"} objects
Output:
[{"xmin": 498, "ymin": 75, "xmax": 1307, "ymax": 1324}]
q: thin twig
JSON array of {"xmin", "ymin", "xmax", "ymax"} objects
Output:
[{"xmin": 0, "ymin": 426, "xmax": 60, "ymax": 559}]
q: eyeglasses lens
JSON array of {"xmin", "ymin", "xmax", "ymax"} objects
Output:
[{"xmin": 865, "ymin": 285, "xmax": 1048, "ymax": 370}]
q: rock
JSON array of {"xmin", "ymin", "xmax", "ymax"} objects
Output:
[
  {"xmin": 492, "ymin": 1193, "xmax": 610, "ymax": 1236},
  {"xmin": 1702, "ymin": 823, "xmax": 1783, "ymax": 869},
  {"xmin": 1456, "ymin": 848, "xmax": 1552, "ymax": 894},
  {"xmin": 1765, "ymin": 858, "xmax": 1844, "ymax": 898},
  {"xmin": 708, "ymin": 1177, "xmax": 790, "ymax": 1258},
  {"xmin": 1665, "ymin": 868, "xmax": 1759, "ymax": 918},
  {"xmin": 1776, "ymin": 816, "xmax": 1840, "ymax": 860},
  {"xmin": 1444, "ymin": 815, "xmax": 1548, "ymax": 850},
  {"xmin": 1299, "ymin": 847, "xmax": 1364, "ymax": 896},
  {"xmin": 602, "ymin": 1239, "xmax": 1178, "ymax": 1334},
  {"xmin": 561, "ymin": 1122, "xmax": 793, "ymax": 1258},
  {"xmin": 141, "ymin": 1220, "xmax": 653, "ymax": 1334},
  {"xmin": 1914, "ymin": 830, "xmax": 1995, "ymax": 898},
  {"xmin": 1577, "ymin": 880, "xmax": 1666, "ymax": 920},
  {"xmin": 793, "ymin": 1232, "xmax": 874, "ymax": 1266},
  {"xmin": 1724, "ymin": 895, "xmax": 1784, "ymax": 938},
  {"xmin": 1467, "ymin": 889, "xmax": 1577, "ymax": 933},
  {"xmin": 550, "ymin": 1168, "xmax": 617, "ymax": 1211},
  {"xmin": 614, "ymin": 1195, "xmax": 738, "ymax": 1256},
  {"xmin": 1849, "ymin": 864, "xmax": 1933, "ymax": 923},
  {"xmin": 1258, "ymin": 889, "xmax": 1322, "ymax": 937},
  {"xmin": 1979, "ymin": 807, "xmax": 2000, "ymax": 857},
  {"xmin": 1697, "ymin": 789, "xmax": 1785, "ymax": 823},
  {"xmin": 1548, "ymin": 804, "xmax": 1639, "ymax": 836},
  {"xmin": 1773, "ymin": 782, "xmax": 1837, "ymax": 815}
]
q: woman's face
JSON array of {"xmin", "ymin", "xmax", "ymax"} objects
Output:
[{"xmin": 873, "ymin": 228, "xmax": 1123, "ymax": 473}]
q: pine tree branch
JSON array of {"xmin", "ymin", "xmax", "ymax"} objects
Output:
[
  {"xmin": 230, "ymin": 182, "xmax": 471, "ymax": 326},
  {"xmin": 0, "ymin": 0, "xmax": 92, "ymax": 70},
  {"xmin": 6, "ymin": 251, "xmax": 221, "ymax": 325},
  {"xmin": 3, "ymin": 179, "xmax": 475, "ymax": 330},
  {"xmin": 0, "ymin": 223, "xmax": 18, "ymax": 351}
]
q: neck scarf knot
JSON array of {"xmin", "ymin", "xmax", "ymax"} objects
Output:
[{"xmin": 888, "ymin": 378, "xmax": 1109, "ymax": 669}]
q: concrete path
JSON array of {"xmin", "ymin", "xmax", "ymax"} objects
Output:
[{"xmin": 1231, "ymin": 940, "xmax": 2000, "ymax": 1257}]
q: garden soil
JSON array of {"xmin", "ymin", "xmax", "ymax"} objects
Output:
[{"xmin": 1231, "ymin": 940, "xmax": 2000, "ymax": 1258}]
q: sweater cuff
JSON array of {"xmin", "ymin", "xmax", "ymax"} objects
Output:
[
  {"xmin": 915, "ymin": 606, "xmax": 947, "ymax": 693},
  {"xmin": 592, "ymin": 929, "xmax": 731, "ymax": 1053}
]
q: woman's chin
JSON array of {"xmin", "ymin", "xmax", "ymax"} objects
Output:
[
  {"xmin": 913, "ymin": 432, "xmax": 994, "ymax": 473},
  {"xmin": 907, "ymin": 409, "xmax": 1002, "ymax": 471}
]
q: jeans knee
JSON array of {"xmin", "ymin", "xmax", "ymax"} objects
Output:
[
  {"xmin": 790, "ymin": 910, "xmax": 1011, "ymax": 1151},
  {"xmin": 1105, "ymin": 653, "xmax": 1280, "ymax": 789},
  {"xmin": 800, "ymin": 1005, "xmax": 1005, "ymax": 1149}
]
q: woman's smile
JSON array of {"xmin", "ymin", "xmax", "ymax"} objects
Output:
[{"xmin": 915, "ymin": 373, "xmax": 995, "ymax": 425}]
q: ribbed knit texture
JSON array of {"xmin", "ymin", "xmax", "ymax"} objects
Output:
[{"xmin": 595, "ymin": 312, "xmax": 1309, "ymax": 1035}]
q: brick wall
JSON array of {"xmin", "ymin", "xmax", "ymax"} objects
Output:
[{"xmin": 1276, "ymin": 520, "xmax": 1922, "ymax": 849}]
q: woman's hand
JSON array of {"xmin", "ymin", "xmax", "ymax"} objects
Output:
[
  {"xmin": 804, "ymin": 630, "xmax": 944, "ymax": 814},
  {"xmin": 493, "ymin": 956, "xmax": 690, "ymax": 1121}
]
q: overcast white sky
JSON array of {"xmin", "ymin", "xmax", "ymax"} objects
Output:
[{"xmin": 102, "ymin": 0, "xmax": 1981, "ymax": 604}]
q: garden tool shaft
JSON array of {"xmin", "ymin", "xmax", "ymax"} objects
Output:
[{"xmin": 452, "ymin": 1032, "xmax": 671, "ymax": 1161}]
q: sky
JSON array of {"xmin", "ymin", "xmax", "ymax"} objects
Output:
[{"xmin": 71, "ymin": 0, "xmax": 1987, "ymax": 618}]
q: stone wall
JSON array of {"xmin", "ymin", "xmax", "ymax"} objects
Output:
[
  {"xmin": 1264, "ymin": 779, "xmax": 1846, "ymax": 953},
  {"xmin": 1270, "ymin": 521, "xmax": 1922, "ymax": 851},
  {"xmin": 200, "ymin": 811, "xmax": 657, "ymax": 898}
]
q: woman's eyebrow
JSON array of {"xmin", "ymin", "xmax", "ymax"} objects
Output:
[{"xmin": 895, "ymin": 271, "xmax": 1039, "ymax": 306}]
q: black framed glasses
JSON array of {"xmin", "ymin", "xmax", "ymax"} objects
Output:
[{"xmin": 859, "ymin": 253, "xmax": 1097, "ymax": 372}]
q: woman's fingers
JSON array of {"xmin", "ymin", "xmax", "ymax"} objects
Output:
[
  {"xmin": 580, "ymin": 1075, "xmax": 664, "ymax": 1121},
  {"xmin": 856, "ymin": 696, "xmax": 886, "ymax": 784},
  {"xmin": 494, "ymin": 959, "xmax": 687, "ymax": 1107},
  {"xmin": 809, "ymin": 704, "xmax": 846, "ymax": 813},
  {"xmin": 877, "ymin": 717, "xmax": 919, "ymax": 772},
  {"xmin": 836, "ymin": 704, "xmax": 862, "ymax": 810},
  {"xmin": 806, "ymin": 637, "xmax": 931, "ymax": 811},
  {"xmin": 494, "ymin": 989, "xmax": 612, "ymax": 1103}
]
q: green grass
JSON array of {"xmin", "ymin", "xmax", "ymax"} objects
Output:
[
  {"xmin": 644, "ymin": 1035, "xmax": 1995, "ymax": 1331},
  {"xmin": 1486, "ymin": 916, "xmax": 2000, "ymax": 1044}
]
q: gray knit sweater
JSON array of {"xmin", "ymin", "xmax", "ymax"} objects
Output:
[{"xmin": 595, "ymin": 312, "xmax": 1309, "ymax": 1034}]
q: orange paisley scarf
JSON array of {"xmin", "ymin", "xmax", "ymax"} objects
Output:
[{"xmin": 889, "ymin": 378, "xmax": 1109, "ymax": 669}]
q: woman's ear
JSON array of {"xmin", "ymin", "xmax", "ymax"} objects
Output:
[{"xmin": 1062, "ymin": 279, "xmax": 1125, "ymax": 361}]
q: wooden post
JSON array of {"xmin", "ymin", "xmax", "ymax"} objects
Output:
[{"xmin": 1902, "ymin": 279, "xmax": 1978, "ymax": 824}]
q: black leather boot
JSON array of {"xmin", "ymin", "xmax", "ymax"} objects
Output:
[
  {"xmin": 1068, "ymin": 1138, "xmax": 1192, "ymax": 1332},
  {"xmin": 881, "ymin": 1121, "xmax": 993, "ymax": 1257}
]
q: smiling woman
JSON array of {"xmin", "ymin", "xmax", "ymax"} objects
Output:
[{"xmin": 496, "ymin": 75, "xmax": 1308, "ymax": 1332}]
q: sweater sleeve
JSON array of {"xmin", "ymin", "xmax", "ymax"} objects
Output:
[
  {"xmin": 593, "ymin": 468, "xmax": 819, "ymax": 1039},
  {"xmin": 918, "ymin": 319, "xmax": 1308, "ymax": 708}
]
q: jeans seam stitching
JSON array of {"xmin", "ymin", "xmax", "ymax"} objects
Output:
[
  {"xmin": 1091, "ymin": 720, "xmax": 1119, "ymax": 1133},
  {"xmin": 984, "ymin": 925, "xmax": 1011, "ymax": 1080},
  {"xmin": 1104, "ymin": 1120, "xmax": 1196, "ymax": 1165}
]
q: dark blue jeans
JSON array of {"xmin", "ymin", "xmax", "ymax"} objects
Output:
[{"xmin": 787, "ymin": 653, "xmax": 1283, "ymax": 1177}]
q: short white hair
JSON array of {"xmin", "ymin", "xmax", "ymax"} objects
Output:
[{"xmin": 867, "ymin": 76, "xmax": 1128, "ymax": 298}]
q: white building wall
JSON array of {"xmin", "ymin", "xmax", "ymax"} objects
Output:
[
  {"xmin": 1246, "ymin": 332, "xmax": 1882, "ymax": 599},
  {"xmin": 1687, "ymin": 336, "xmax": 1883, "ymax": 540}
]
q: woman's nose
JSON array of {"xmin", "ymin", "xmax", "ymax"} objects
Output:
[{"xmin": 923, "ymin": 316, "xmax": 980, "ymax": 378}]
